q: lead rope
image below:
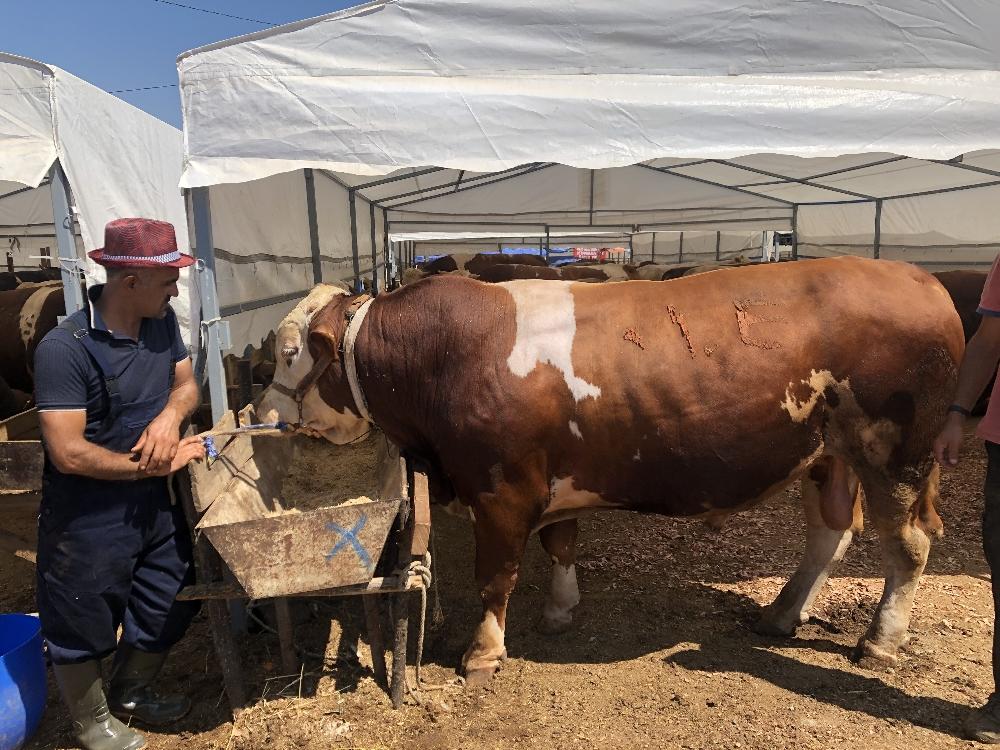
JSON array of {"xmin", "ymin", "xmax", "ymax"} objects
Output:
[{"xmin": 404, "ymin": 530, "xmax": 461, "ymax": 705}]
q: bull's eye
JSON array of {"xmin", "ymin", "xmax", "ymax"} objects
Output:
[{"xmin": 281, "ymin": 345, "xmax": 299, "ymax": 368}]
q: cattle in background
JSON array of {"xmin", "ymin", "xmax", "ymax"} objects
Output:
[
  {"xmin": 933, "ymin": 270, "xmax": 991, "ymax": 413},
  {"xmin": 475, "ymin": 264, "xmax": 561, "ymax": 283},
  {"xmin": 259, "ymin": 257, "xmax": 962, "ymax": 686},
  {"xmin": 0, "ymin": 284, "xmax": 65, "ymax": 392},
  {"xmin": 404, "ymin": 252, "xmax": 549, "ymax": 285},
  {"xmin": 0, "ymin": 374, "xmax": 32, "ymax": 420},
  {"xmin": 557, "ymin": 266, "xmax": 609, "ymax": 283}
]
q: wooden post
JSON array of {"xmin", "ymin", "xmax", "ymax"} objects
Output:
[
  {"xmin": 273, "ymin": 599, "xmax": 298, "ymax": 675},
  {"xmin": 363, "ymin": 596, "xmax": 389, "ymax": 690}
]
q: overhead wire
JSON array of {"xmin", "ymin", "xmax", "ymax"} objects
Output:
[{"xmin": 148, "ymin": 0, "xmax": 275, "ymax": 25}]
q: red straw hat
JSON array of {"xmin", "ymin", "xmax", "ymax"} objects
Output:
[{"xmin": 88, "ymin": 218, "xmax": 194, "ymax": 269}]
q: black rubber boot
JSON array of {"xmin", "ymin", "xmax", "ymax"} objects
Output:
[
  {"xmin": 52, "ymin": 660, "xmax": 146, "ymax": 750},
  {"xmin": 966, "ymin": 694, "xmax": 1000, "ymax": 744},
  {"xmin": 107, "ymin": 646, "xmax": 191, "ymax": 727}
]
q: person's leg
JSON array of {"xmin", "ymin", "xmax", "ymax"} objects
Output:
[
  {"xmin": 965, "ymin": 441, "xmax": 1000, "ymax": 742},
  {"xmin": 37, "ymin": 487, "xmax": 146, "ymax": 750},
  {"xmin": 109, "ymin": 484, "xmax": 200, "ymax": 726}
]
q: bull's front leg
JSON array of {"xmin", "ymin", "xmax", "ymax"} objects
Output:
[{"xmin": 461, "ymin": 462, "xmax": 546, "ymax": 686}]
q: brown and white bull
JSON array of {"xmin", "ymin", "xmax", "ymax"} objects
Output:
[{"xmin": 259, "ymin": 257, "xmax": 962, "ymax": 684}]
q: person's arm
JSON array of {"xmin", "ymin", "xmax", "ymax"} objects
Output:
[
  {"xmin": 933, "ymin": 315, "xmax": 1000, "ymax": 466},
  {"xmin": 131, "ymin": 357, "xmax": 200, "ymax": 472},
  {"xmin": 40, "ymin": 409, "xmax": 205, "ymax": 480}
]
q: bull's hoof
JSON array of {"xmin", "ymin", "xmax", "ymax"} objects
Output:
[
  {"xmin": 753, "ymin": 610, "xmax": 801, "ymax": 638},
  {"xmin": 461, "ymin": 648, "xmax": 507, "ymax": 688},
  {"xmin": 464, "ymin": 666, "xmax": 498, "ymax": 688},
  {"xmin": 852, "ymin": 639, "xmax": 900, "ymax": 669},
  {"xmin": 537, "ymin": 613, "xmax": 573, "ymax": 636}
]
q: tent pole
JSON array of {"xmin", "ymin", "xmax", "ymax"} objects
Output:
[
  {"xmin": 678, "ymin": 232, "xmax": 684, "ymax": 263},
  {"xmin": 349, "ymin": 189, "xmax": 361, "ymax": 291},
  {"xmin": 369, "ymin": 201, "xmax": 378, "ymax": 294},
  {"xmin": 652, "ymin": 232, "xmax": 656, "ymax": 261},
  {"xmin": 191, "ymin": 187, "xmax": 230, "ymax": 427},
  {"xmin": 715, "ymin": 231, "xmax": 722, "ymax": 261},
  {"xmin": 873, "ymin": 199, "xmax": 883, "ymax": 259},
  {"xmin": 588, "ymin": 170, "xmax": 595, "ymax": 226},
  {"xmin": 791, "ymin": 206, "xmax": 799, "ymax": 261},
  {"xmin": 49, "ymin": 162, "xmax": 85, "ymax": 314},
  {"xmin": 304, "ymin": 169, "xmax": 322, "ymax": 284},
  {"xmin": 545, "ymin": 225, "xmax": 550, "ymax": 259},
  {"xmin": 383, "ymin": 211, "xmax": 391, "ymax": 287}
]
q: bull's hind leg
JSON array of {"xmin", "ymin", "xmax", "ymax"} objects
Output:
[
  {"xmin": 853, "ymin": 471, "xmax": 935, "ymax": 664},
  {"xmin": 755, "ymin": 468, "xmax": 860, "ymax": 636},
  {"xmin": 537, "ymin": 519, "xmax": 580, "ymax": 634}
]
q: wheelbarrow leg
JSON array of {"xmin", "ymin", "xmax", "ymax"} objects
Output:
[
  {"xmin": 274, "ymin": 598, "xmax": 298, "ymax": 675},
  {"xmin": 390, "ymin": 592, "xmax": 409, "ymax": 708},
  {"xmin": 207, "ymin": 599, "xmax": 246, "ymax": 714},
  {"xmin": 363, "ymin": 595, "xmax": 389, "ymax": 691}
]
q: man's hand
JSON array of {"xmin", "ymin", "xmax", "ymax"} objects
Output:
[
  {"xmin": 132, "ymin": 407, "xmax": 182, "ymax": 473},
  {"xmin": 933, "ymin": 413, "xmax": 966, "ymax": 468},
  {"xmin": 143, "ymin": 435, "xmax": 206, "ymax": 477}
]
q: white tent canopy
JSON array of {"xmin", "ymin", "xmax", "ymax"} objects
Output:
[
  {"xmin": 177, "ymin": 0, "xmax": 1000, "ymax": 419},
  {"xmin": 0, "ymin": 53, "xmax": 194, "ymax": 344}
]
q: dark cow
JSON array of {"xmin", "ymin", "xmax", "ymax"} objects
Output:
[
  {"xmin": 421, "ymin": 252, "xmax": 547, "ymax": 276},
  {"xmin": 933, "ymin": 270, "xmax": 990, "ymax": 413},
  {"xmin": 0, "ymin": 374, "xmax": 32, "ymax": 420},
  {"xmin": 0, "ymin": 285, "xmax": 65, "ymax": 392},
  {"xmin": 557, "ymin": 266, "xmax": 608, "ymax": 283},
  {"xmin": 259, "ymin": 258, "xmax": 962, "ymax": 685},
  {"xmin": 15, "ymin": 268, "xmax": 62, "ymax": 284}
]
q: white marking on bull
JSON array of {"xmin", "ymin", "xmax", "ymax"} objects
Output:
[
  {"xmin": 464, "ymin": 611, "xmax": 506, "ymax": 673},
  {"xmin": 541, "ymin": 562, "xmax": 580, "ymax": 632},
  {"xmin": 781, "ymin": 369, "xmax": 844, "ymax": 423},
  {"xmin": 568, "ymin": 420, "xmax": 583, "ymax": 440},
  {"xmin": 258, "ymin": 285, "xmax": 368, "ymax": 444},
  {"xmin": 781, "ymin": 369, "xmax": 901, "ymax": 468},
  {"xmin": 500, "ymin": 281, "xmax": 601, "ymax": 402}
]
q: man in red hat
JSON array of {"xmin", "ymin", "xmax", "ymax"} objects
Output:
[{"xmin": 33, "ymin": 218, "xmax": 205, "ymax": 750}]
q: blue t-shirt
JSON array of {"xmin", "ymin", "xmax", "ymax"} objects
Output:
[{"xmin": 33, "ymin": 284, "xmax": 188, "ymax": 445}]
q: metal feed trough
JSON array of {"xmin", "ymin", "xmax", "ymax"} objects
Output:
[{"xmin": 175, "ymin": 406, "xmax": 431, "ymax": 711}]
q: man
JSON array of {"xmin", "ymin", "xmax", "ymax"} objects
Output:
[
  {"xmin": 34, "ymin": 218, "xmax": 205, "ymax": 750},
  {"xmin": 935, "ymin": 254, "xmax": 1000, "ymax": 744}
]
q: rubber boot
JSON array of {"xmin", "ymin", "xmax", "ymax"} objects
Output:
[
  {"xmin": 965, "ymin": 694, "xmax": 1000, "ymax": 743},
  {"xmin": 107, "ymin": 645, "xmax": 191, "ymax": 726},
  {"xmin": 52, "ymin": 661, "xmax": 146, "ymax": 750}
]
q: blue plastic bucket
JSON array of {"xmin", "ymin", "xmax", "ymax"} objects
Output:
[{"xmin": 0, "ymin": 614, "xmax": 46, "ymax": 750}]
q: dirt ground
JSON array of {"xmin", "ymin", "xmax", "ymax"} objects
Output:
[{"xmin": 4, "ymin": 423, "xmax": 997, "ymax": 750}]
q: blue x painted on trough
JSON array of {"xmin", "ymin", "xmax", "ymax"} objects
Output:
[{"xmin": 325, "ymin": 513, "xmax": 372, "ymax": 569}]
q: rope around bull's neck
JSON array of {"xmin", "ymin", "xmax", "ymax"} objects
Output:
[{"xmin": 343, "ymin": 297, "xmax": 375, "ymax": 424}]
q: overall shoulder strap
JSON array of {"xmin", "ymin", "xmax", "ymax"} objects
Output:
[{"xmin": 59, "ymin": 317, "xmax": 124, "ymax": 423}]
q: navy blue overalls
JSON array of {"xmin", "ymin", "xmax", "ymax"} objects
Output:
[{"xmin": 35, "ymin": 300, "xmax": 200, "ymax": 665}]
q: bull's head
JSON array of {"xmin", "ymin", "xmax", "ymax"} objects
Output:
[{"xmin": 257, "ymin": 284, "xmax": 370, "ymax": 444}]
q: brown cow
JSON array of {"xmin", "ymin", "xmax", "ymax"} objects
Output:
[
  {"xmin": 0, "ymin": 284, "xmax": 65, "ymax": 392},
  {"xmin": 557, "ymin": 266, "xmax": 609, "ymax": 283},
  {"xmin": 259, "ymin": 257, "xmax": 962, "ymax": 685}
]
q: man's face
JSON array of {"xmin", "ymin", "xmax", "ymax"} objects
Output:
[{"xmin": 125, "ymin": 267, "xmax": 180, "ymax": 318}]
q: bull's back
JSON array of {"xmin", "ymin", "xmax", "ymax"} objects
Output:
[{"xmin": 532, "ymin": 258, "xmax": 960, "ymax": 513}]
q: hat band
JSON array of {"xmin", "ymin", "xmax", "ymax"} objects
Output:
[{"xmin": 100, "ymin": 250, "xmax": 182, "ymax": 264}]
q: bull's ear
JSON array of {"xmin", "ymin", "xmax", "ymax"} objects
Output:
[{"xmin": 307, "ymin": 300, "xmax": 344, "ymax": 355}]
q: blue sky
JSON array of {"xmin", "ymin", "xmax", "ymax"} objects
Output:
[{"xmin": 4, "ymin": 0, "xmax": 356, "ymax": 128}]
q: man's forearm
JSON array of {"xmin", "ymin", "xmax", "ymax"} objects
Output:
[
  {"xmin": 952, "ymin": 334, "xmax": 1000, "ymax": 410},
  {"xmin": 55, "ymin": 440, "xmax": 146, "ymax": 481}
]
